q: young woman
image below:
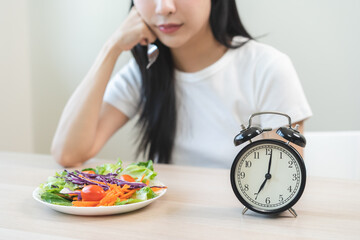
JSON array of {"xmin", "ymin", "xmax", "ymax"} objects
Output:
[{"xmin": 51, "ymin": 0, "xmax": 312, "ymax": 168}]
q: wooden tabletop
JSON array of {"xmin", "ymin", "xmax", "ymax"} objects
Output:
[{"xmin": 1, "ymin": 151, "xmax": 359, "ymax": 240}]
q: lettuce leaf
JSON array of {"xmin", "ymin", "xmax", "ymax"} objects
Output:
[
  {"xmin": 134, "ymin": 186, "xmax": 158, "ymax": 201},
  {"xmin": 81, "ymin": 167, "xmax": 96, "ymax": 172},
  {"xmin": 95, "ymin": 159, "xmax": 122, "ymax": 175},
  {"xmin": 115, "ymin": 198, "xmax": 143, "ymax": 205},
  {"xmin": 39, "ymin": 171, "xmax": 77, "ymax": 194},
  {"xmin": 40, "ymin": 192, "xmax": 72, "ymax": 206},
  {"xmin": 120, "ymin": 161, "xmax": 157, "ymax": 183},
  {"xmin": 130, "ymin": 160, "xmax": 154, "ymax": 171}
]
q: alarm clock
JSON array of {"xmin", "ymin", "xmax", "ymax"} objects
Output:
[{"xmin": 230, "ymin": 112, "xmax": 306, "ymax": 217}]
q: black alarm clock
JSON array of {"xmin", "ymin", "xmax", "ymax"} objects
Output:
[{"xmin": 230, "ymin": 112, "xmax": 306, "ymax": 217}]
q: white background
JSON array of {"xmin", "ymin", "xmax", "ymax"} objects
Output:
[{"xmin": 1, "ymin": 0, "xmax": 359, "ymax": 162}]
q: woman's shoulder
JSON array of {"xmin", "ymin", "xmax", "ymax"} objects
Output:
[{"xmin": 232, "ymin": 36, "xmax": 290, "ymax": 65}]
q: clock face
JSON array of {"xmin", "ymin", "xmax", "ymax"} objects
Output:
[{"xmin": 231, "ymin": 139, "xmax": 306, "ymax": 214}]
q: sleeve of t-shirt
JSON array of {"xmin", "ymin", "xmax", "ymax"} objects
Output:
[
  {"xmin": 103, "ymin": 58, "xmax": 142, "ymax": 119},
  {"xmin": 254, "ymin": 51, "xmax": 313, "ymax": 128}
]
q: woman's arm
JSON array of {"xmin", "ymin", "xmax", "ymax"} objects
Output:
[
  {"xmin": 51, "ymin": 8, "xmax": 156, "ymax": 167},
  {"xmin": 51, "ymin": 45, "xmax": 125, "ymax": 167}
]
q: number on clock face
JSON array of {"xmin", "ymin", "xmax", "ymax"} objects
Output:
[{"xmin": 235, "ymin": 143, "xmax": 302, "ymax": 211}]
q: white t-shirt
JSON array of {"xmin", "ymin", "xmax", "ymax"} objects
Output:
[{"xmin": 104, "ymin": 38, "xmax": 312, "ymax": 169}]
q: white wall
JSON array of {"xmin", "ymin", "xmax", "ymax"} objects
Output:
[
  {"xmin": 1, "ymin": 0, "xmax": 360, "ymax": 161},
  {"xmin": 27, "ymin": 0, "xmax": 136, "ymax": 161},
  {"xmin": 304, "ymin": 131, "xmax": 360, "ymax": 180},
  {"xmin": 0, "ymin": 0, "xmax": 33, "ymax": 152},
  {"xmin": 236, "ymin": 0, "xmax": 360, "ymax": 131}
]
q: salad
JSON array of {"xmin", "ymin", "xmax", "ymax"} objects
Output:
[{"xmin": 38, "ymin": 160, "xmax": 166, "ymax": 207}]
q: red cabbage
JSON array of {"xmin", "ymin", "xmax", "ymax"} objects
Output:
[{"xmin": 63, "ymin": 170, "xmax": 147, "ymax": 191}]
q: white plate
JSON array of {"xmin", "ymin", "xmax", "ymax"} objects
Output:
[{"xmin": 33, "ymin": 186, "xmax": 166, "ymax": 216}]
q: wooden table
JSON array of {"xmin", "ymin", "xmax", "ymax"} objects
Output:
[{"xmin": 1, "ymin": 151, "xmax": 359, "ymax": 240}]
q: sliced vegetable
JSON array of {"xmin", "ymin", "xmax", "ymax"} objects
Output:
[
  {"xmin": 150, "ymin": 186, "xmax": 167, "ymax": 192},
  {"xmin": 97, "ymin": 184, "xmax": 134, "ymax": 206},
  {"xmin": 72, "ymin": 201, "xmax": 99, "ymax": 207}
]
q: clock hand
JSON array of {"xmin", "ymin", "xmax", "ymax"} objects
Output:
[
  {"xmin": 255, "ymin": 178, "xmax": 267, "ymax": 200},
  {"xmin": 267, "ymin": 149, "xmax": 273, "ymax": 174},
  {"xmin": 255, "ymin": 150, "xmax": 273, "ymax": 200}
]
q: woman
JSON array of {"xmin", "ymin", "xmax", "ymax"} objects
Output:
[{"xmin": 51, "ymin": 0, "xmax": 312, "ymax": 168}]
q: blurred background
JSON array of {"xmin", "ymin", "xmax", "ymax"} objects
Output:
[{"xmin": 1, "ymin": 0, "xmax": 360, "ymax": 163}]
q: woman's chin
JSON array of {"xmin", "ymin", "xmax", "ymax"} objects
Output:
[{"xmin": 158, "ymin": 36, "xmax": 189, "ymax": 49}]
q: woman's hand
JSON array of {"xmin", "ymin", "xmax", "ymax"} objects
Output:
[{"xmin": 108, "ymin": 7, "xmax": 157, "ymax": 53}]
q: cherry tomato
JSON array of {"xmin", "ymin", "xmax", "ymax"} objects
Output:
[
  {"xmin": 120, "ymin": 174, "xmax": 135, "ymax": 182},
  {"xmin": 81, "ymin": 185, "xmax": 106, "ymax": 201},
  {"xmin": 82, "ymin": 170, "xmax": 96, "ymax": 174}
]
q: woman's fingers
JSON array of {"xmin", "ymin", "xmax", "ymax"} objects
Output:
[
  {"xmin": 133, "ymin": 7, "xmax": 157, "ymax": 45},
  {"xmin": 109, "ymin": 7, "xmax": 157, "ymax": 51},
  {"xmin": 139, "ymin": 27, "xmax": 157, "ymax": 46},
  {"xmin": 139, "ymin": 39, "xmax": 149, "ymax": 46}
]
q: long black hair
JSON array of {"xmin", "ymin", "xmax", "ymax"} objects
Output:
[{"xmin": 130, "ymin": 0, "xmax": 252, "ymax": 164}]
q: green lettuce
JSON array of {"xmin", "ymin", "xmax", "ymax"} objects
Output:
[
  {"xmin": 81, "ymin": 167, "xmax": 96, "ymax": 172},
  {"xmin": 95, "ymin": 159, "xmax": 122, "ymax": 175},
  {"xmin": 120, "ymin": 160, "xmax": 157, "ymax": 183},
  {"xmin": 134, "ymin": 186, "xmax": 158, "ymax": 201},
  {"xmin": 39, "ymin": 171, "xmax": 77, "ymax": 194},
  {"xmin": 40, "ymin": 192, "xmax": 72, "ymax": 206},
  {"xmin": 130, "ymin": 160, "xmax": 154, "ymax": 171},
  {"xmin": 115, "ymin": 198, "xmax": 143, "ymax": 205},
  {"xmin": 114, "ymin": 186, "xmax": 158, "ymax": 205}
]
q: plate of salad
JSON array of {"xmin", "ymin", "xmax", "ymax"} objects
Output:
[{"xmin": 33, "ymin": 160, "xmax": 167, "ymax": 216}]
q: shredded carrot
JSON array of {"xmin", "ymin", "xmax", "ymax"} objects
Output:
[
  {"xmin": 150, "ymin": 186, "xmax": 167, "ymax": 192},
  {"xmin": 94, "ymin": 184, "xmax": 137, "ymax": 207},
  {"xmin": 72, "ymin": 201, "xmax": 99, "ymax": 207},
  {"xmin": 139, "ymin": 174, "xmax": 146, "ymax": 183},
  {"xmin": 68, "ymin": 192, "xmax": 80, "ymax": 196},
  {"xmin": 146, "ymin": 180, "xmax": 150, "ymax": 186},
  {"xmin": 119, "ymin": 190, "xmax": 136, "ymax": 199}
]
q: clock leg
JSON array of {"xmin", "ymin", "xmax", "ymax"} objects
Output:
[
  {"xmin": 288, "ymin": 207, "xmax": 297, "ymax": 218},
  {"xmin": 242, "ymin": 207, "xmax": 248, "ymax": 215}
]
